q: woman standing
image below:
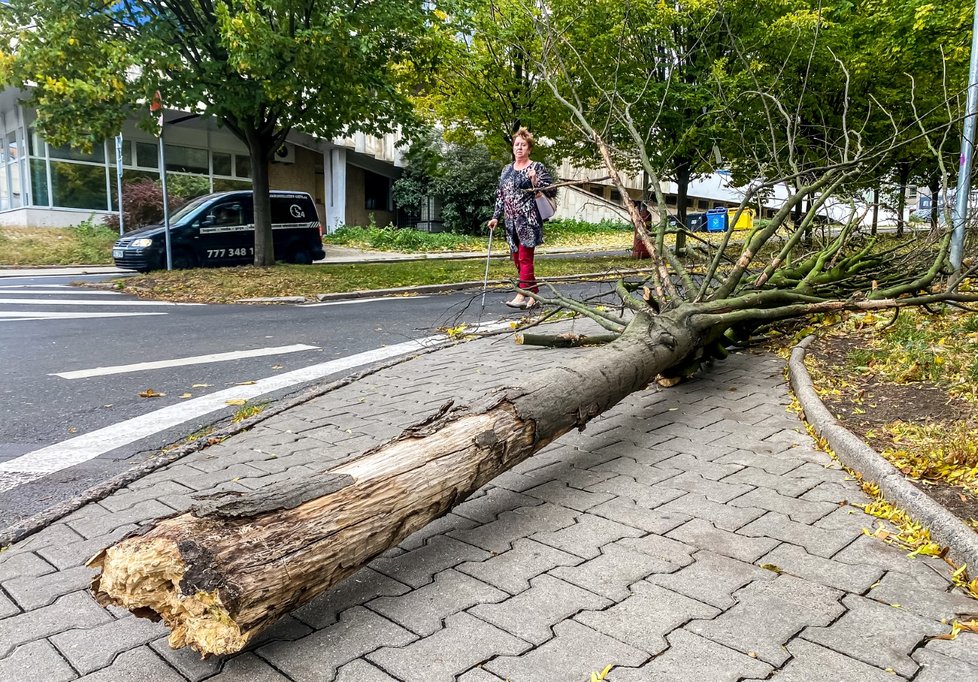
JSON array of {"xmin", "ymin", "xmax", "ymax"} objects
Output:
[{"xmin": 487, "ymin": 128, "xmax": 557, "ymax": 309}]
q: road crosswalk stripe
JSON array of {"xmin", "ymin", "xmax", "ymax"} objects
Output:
[
  {"xmin": 52, "ymin": 344, "xmax": 322, "ymax": 379},
  {"xmin": 0, "ymin": 298, "xmax": 200, "ymax": 306},
  {"xmin": 0, "ymin": 312, "xmax": 169, "ymax": 321}
]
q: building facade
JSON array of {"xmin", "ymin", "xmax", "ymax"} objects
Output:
[{"xmin": 0, "ymin": 88, "xmax": 405, "ymax": 232}]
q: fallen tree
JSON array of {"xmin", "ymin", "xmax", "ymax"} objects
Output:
[{"xmin": 87, "ymin": 2, "xmax": 978, "ymax": 656}]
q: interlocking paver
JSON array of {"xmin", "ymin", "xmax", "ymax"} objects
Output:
[
  {"xmin": 36, "ymin": 524, "xmax": 140, "ymax": 570},
  {"xmin": 64, "ymin": 500, "xmax": 175, "ymax": 539},
  {"xmin": 801, "ymin": 480, "xmax": 873, "ymax": 505},
  {"xmin": 656, "ymin": 492, "xmax": 765, "ymax": 531},
  {"xmin": 0, "ymin": 551, "xmax": 56, "ymax": 582},
  {"xmin": 4, "ymin": 566, "xmax": 95, "ymax": 610},
  {"xmin": 150, "ymin": 636, "xmax": 222, "ymax": 681},
  {"xmin": 452, "ymin": 487, "xmax": 541, "ymax": 524},
  {"xmin": 585, "ymin": 475, "xmax": 685, "ymax": 508},
  {"xmin": 730, "ymin": 487, "xmax": 836, "ymax": 524},
  {"xmin": 260, "ymin": 606, "xmax": 416, "ymax": 682},
  {"xmin": 530, "ymin": 512, "xmax": 644, "ymax": 559},
  {"xmin": 368, "ymin": 569, "xmax": 507, "ymax": 637},
  {"xmin": 687, "ymin": 574, "xmax": 845, "ymax": 665},
  {"xmin": 455, "ymin": 538, "xmax": 581, "ymax": 595},
  {"xmin": 917, "ymin": 636, "xmax": 978, "ymax": 667},
  {"xmin": 656, "ymin": 452, "xmax": 743, "ymax": 480},
  {"xmin": 663, "ymin": 471, "xmax": 753, "ymax": 503},
  {"xmin": 0, "ymin": 591, "xmax": 113, "ymax": 658},
  {"xmin": 646, "ymin": 550, "xmax": 773, "ymax": 609},
  {"xmin": 666, "ymin": 518, "xmax": 780, "ymax": 563},
  {"xmin": 914, "ymin": 648, "xmax": 978, "ymax": 681},
  {"xmin": 369, "ymin": 535, "xmax": 490, "ymax": 588},
  {"xmin": 469, "ymin": 574, "xmax": 610, "ymax": 644},
  {"xmin": 522, "ymin": 480, "xmax": 614, "ymax": 511},
  {"xmin": 832, "ymin": 535, "xmax": 952, "ymax": 589},
  {"xmin": 76, "ymin": 646, "xmax": 185, "ymax": 681},
  {"xmin": 0, "ymin": 639, "xmax": 75, "ymax": 682},
  {"xmin": 866, "ymin": 571, "xmax": 978, "ymax": 622},
  {"xmin": 801, "ymin": 594, "xmax": 947, "ymax": 677},
  {"xmin": 738, "ymin": 511, "xmax": 857, "ymax": 558},
  {"xmin": 485, "ymin": 620, "xmax": 646, "ymax": 682},
  {"xmin": 610, "ymin": 628, "xmax": 773, "ymax": 681},
  {"xmin": 448, "ymin": 503, "xmax": 578, "ymax": 554},
  {"xmin": 575, "ymin": 581, "xmax": 719, "ymax": 655},
  {"xmin": 587, "ymin": 497, "xmax": 690, "ymax": 535},
  {"xmin": 758, "ymin": 542, "xmax": 884, "ymax": 593},
  {"xmin": 551, "ymin": 542, "xmax": 678, "ymax": 601},
  {"xmin": 724, "ymin": 465, "xmax": 823, "ymax": 498},
  {"xmin": 51, "ymin": 615, "xmax": 165, "ymax": 675},
  {"xmin": 743, "ymin": 637, "xmax": 898, "ymax": 681},
  {"xmin": 207, "ymin": 653, "xmax": 291, "ymax": 681},
  {"xmin": 0, "ymin": 590, "xmax": 18, "ymax": 619},
  {"xmin": 368, "ymin": 611, "xmax": 529, "ymax": 682},
  {"xmin": 333, "ymin": 659, "xmax": 399, "ymax": 682}
]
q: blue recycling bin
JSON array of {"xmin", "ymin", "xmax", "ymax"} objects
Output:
[{"xmin": 706, "ymin": 207, "xmax": 728, "ymax": 232}]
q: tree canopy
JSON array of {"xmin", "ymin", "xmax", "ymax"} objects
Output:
[{"xmin": 0, "ymin": 0, "xmax": 428, "ymax": 264}]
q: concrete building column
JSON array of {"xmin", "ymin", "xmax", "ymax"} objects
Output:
[{"xmin": 325, "ymin": 148, "xmax": 347, "ymax": 233}]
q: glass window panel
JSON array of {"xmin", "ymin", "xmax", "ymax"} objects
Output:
[
  {"xmin": 136, "ymin": 142, "xmax": 159, "ymax": 169},
  {"xmin": 0, "ymin": 164, "xmax": 8, "ymax": 210},
  {"xmin": 30, "ymin": 158, "xmax": 49, "ymax": 206},
  {"xmin": 28, "ymin": 128, "xmax": 40, "ymax": 157},
  {"xmin": 50, "ymin": 160, "xmax": 108, "ymax": 210},
  {"xmin": 48, "ymin": 140, "xmax": 104, "ymax": 163},
  {"xmin": 9, "ymin": 160, "xmax": 23, "ymax": 208},
  {"xmin": 212, "ymin": 152, "xmax": 232, "ymax": 176},
  {"xmin": 109, "ymin": 139, "xmax": 132, "ymax": 166},
  {"xmin": 164, "ymin": 145, "xmax": 208, "ymax": 174},
  {"xmin": 234, "ymin": 154, "xmax": 251, "ymax": 178}
]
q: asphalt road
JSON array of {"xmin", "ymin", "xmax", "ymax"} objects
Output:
[{"xmin": 0, "ymin": 271, "xmax": 621, "ymax": 529}]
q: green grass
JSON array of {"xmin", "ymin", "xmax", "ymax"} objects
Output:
[
  {"xmin": 116, "ymin": 255, "xmax": 647, "ymax": 304},
  {"xmin": 0, "ymin": 220, "xmax": 118, "ymax": 266},
  {"xmin": 325, "ymin": 218, "xmax": 632, "ymax": 253}
]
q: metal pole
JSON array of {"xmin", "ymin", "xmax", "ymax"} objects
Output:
[
  {"xmin": 158, "ymin": 129, "xmax": 172, "ymax": 271},
  {"xmin": 115, "ymin": 134, "xmax": 124, "ymax": 236},
  {"xmin": 950, "ymin": 0, "xmax": 978, "ymax": 270},
  {"xmin": 481, "ymin": 228, "xmax": 494, "ymax": 307}
]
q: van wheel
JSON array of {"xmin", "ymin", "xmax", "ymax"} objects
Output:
[
  {"xmin": 172, "ymin": 249, "xmax": 196, "ymax": 270},
  {"xmin": 288, "ymin": 247, "xmax": 313, "ymax": 265}
]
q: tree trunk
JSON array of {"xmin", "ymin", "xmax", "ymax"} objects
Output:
[
  {"xmin": 871, "ymin": 187, "xmax": 879, "ymax": 236},
  {"xmin": 929, "ymin": 175, "xmax": 940, "ymax": 232},
  {"xmin": 89, "ymin": 314, "xmax": 697, "ymax": 656},
  {"xmin": 246, "ymin": 129, "xmax": 276, "ymax": 267},
  {"xmin": 675, "ymin": 157, "xmax": 690, "ymax": 255}
]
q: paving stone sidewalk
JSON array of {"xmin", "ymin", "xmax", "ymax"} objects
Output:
[{"xmin": 1, "ymin": 320, "xmax": 977, "ymax": 682}]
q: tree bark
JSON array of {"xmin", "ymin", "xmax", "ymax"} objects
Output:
[
  {"xmin": 245, "ymin": 128, "xmax": 276, "ymax": 267},
  {"xmin": 89, "ymin": 314, "xmax": 696, "ymax": 656}
]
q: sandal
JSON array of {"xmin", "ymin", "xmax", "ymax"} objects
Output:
[{"xmin": 505, "ymin": 299, "xmax": 525, "ymax": 309}]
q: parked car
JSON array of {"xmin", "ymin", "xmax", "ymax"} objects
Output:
[{"xmin": 112, "ymin": 190, "xmax": 325, "ymax": 271}]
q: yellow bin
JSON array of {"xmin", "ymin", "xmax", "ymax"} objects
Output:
[{"xmin": 727, "ymin": 207, "xmax": 754, "ymax": 231}]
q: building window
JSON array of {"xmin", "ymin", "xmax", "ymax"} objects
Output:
[
  {"xmin": 235, "ymin": 154, "xmax": 251, "ymax": 178},
  {"xmin": 49, "ymin": 160, "xmax": 108, "ymax": 210},
  {"xmin": 609, "ymin": 189, "xmax": 622, "ymax": 203},
  {"xmin": 364, "ymin": 170, "xmax": 390, "ymax": 210},
  {"xmin": 135, "ymin": 142, "xmax": 159, "ymax": 169},
  {"xmin": 665, "ymin": 194, "xmax": 677, "ymax": 206},
  {"xmin": 907, "ymin": 185, "xmax": 918, "ymax": 199},
  {"xmin": 48, "ymin": 141, "xmax": 104, "ymax": 163},
  {"xmin": 164, "ymin": 144, "xmax": 209, "ymax": 174},
  {"xmin": 212, "ymin": 152, "xmax": 232, "ymax": 177}
]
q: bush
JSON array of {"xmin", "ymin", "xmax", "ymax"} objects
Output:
[{"xmin": 103, "ymin": 178, "xmax": 194, "ymax": 233}]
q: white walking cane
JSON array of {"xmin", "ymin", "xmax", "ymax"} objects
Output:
[{"xmin": 481, "ymin": 228, "xmax": 494, "ymax": 308}]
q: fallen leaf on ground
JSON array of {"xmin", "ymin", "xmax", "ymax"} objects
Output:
[
  {"xmin": 138, "ymin": 389, "xmax": 164, "ymax": 398},
  {"xmin": 179, "ymin": 393, "xmax": 192, "ymax": 399},
  {"xmin": 226, "ymin": 399, "xmax": 247, "ymax": 406}
]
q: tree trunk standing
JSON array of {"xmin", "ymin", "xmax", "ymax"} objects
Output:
[
  {"xmin": 871, "ymin": 187, "xmax": 879, "ymax": 236},
  {"xmin": 246, "ymin": 130, "xmax": 276, "ymax": 267},
  {"xmin": 89, "ymin": 313, "xmax": 699, "ymax": 656},
  {"xmin": 674, "ymin": 158, "xmax": 690, "ymax": 255},
  {"xmin": 896, "ymin": 161, "xmax": 909, "ymax": 237}
]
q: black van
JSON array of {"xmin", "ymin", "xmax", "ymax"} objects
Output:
[{"xmin": 112, "ymin": 190, "xmax": 325, "ymax": 271}]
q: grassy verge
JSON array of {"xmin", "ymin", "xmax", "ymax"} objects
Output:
[
  {"xmin": 113, "ymin": 255, "xmax": 647, "ymax": 303},
  {"xmin": 0, "ymin": 221, "xmax": 118, "ymax": 266},
  {"xmin": 324, "ymin": 219, "xmax": 633, "ymax": 252}
]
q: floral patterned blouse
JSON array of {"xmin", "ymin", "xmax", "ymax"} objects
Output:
[{"xmin": 492, "ymin": 161, "xmax": 557, "ymax": 251}]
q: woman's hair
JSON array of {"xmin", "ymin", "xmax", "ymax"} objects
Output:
[{"xmin": 512, "ymin": 127, "xmax": 535, "ymax": 150}]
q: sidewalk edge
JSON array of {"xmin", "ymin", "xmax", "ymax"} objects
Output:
[{"xmin": 789, "ymin": 335, "xmax": 978, "ymax": 570}]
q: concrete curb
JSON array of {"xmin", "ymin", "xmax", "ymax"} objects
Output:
[{"xmin": 789, "ymin": 335, "xmax": 978, "ymax": 570}]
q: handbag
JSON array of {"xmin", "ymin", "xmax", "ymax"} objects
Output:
[{"xmin": 535, "ymin": 191, "xmax": 556, "ymax": 221}]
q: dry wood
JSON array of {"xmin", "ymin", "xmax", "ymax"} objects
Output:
[
  {"xmin": 515, "ymin": 332, "xmax": 620, "ymax": 347},
  {"xmin": 88, "ymin": 315, "xmax": 694, "ymax": 656}
]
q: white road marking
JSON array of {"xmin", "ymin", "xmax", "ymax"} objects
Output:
[
  {"xmin": 0, "ymin": 336, "xmax": 443, "ymax": 485},
  {"xmin": 301, "ymin": 295, "xmax": 431, "ymax": 307},
  {"xmin": 52, "ymin": 344, "xmax": 322, "ymax": 379},
  {"xmin": 0, "ymin": 289, "xmax": 122, "ymax": 295},
  {"xmin": 0, "ymin": 298, "xmax": 199, "ymax": 306},
  {"xmin": 0, "ymin": 320, "xmax": 514, "ymax": 491},
  {"xmin": 0, "ymin": 312, "xmax": 168, "ymax": 321}
]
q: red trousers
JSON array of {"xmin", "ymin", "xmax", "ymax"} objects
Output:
[{"xmin": 510, "ymin": 245, "xmax": 538, "ymax": 294}]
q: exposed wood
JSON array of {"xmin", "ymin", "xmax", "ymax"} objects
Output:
[
  {"xmin": 515, "ymin": 332, "xmax": 620, "ymax": 347},
  {"xmin": 88, "ymin": 314, "xmax": 696, "ymax": 656}
]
